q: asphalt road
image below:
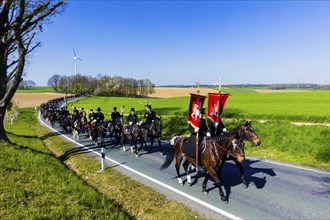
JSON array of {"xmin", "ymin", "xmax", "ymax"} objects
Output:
[{"xmin": 39, "ymin": 114, "xmax": 330, "ymax": 220}]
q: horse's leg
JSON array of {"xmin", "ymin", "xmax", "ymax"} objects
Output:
[
  {"xmin": 122, "ymin": 133, "xmax": 126, "ymax": 151},
  {"xmin": 117, "ymin": 132, "xmax": 121, "ymax": 145},
  {"xmin": 135, "ymin": 140, "xmax": 140, "ymax": 157},
  {"xmin": 183, "ymin": 159, "xmax": 192, "ymax": 186},
  {"xmin": 233, "ymin": 158, "xmax": 248, "ymax": 189},
  {"xmin": 158, "ymin": 137, "xmax": 162, "ymax": 155},
  {"xmin": 175, "ymin": 155, "xmax": 184, "ymax": 185},
  {"xmin": 149, "ymin": 137, "xmax": 154, "ymax": 153},
  {"xmin": 207, "ymin": 167, "xmax": 226, "ymax": 202},
  {"xmin": 202, "ymin": 172, "xmax": 210, "ymax": 195}
]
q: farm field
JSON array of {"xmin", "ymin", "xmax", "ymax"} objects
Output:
[
  {"xmin": 65, "ymin": 89, "xmax": 330, "ymax": 123},
  {"xmin": 12, "ymin": 92, "xmax": 68, "ymax": 108}
]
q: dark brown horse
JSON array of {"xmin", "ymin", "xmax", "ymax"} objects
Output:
[
  {"xmin": 161, "ymin": 133, "xmax": 245, "ymax": 201},
  {"xmin": 140, "ymin": 117, "xmax": 163, "ymax": 154},
  {"xmin": 89, "ymin": 121, "xmax": 107, "ymax": 147},
  {"xmin": 121, "ymin": 124, "xmax": 145, "ymax": 157},
  {"xmin": 160, "ymin": 121, "xmax": 261, "ymax": 201}
]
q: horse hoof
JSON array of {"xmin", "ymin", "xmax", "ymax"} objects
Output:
[
  {"xmin": 242, "ymin": 183, "xmax": 248, "ymax": 189},
  {"xmin": 160, "ymin": 152, "xmax": 163, "ymax": 155},
  {"xmin": 123, "ymin": 147, "xmax": 126, "ymax": 152},
  {"xmin": 202, "ymin": 190, "xmax": 208, "ymax": 195},
  {"xmin": 136, "ymin": 154, "xmax": 139, "ymax": 158},
  {"xmin": 221, "ymin": 197, "xmax": 227, "ymax": 202}
]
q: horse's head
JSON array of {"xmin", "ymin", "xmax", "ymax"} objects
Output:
[
  {"xmin": 229, "ymin": 134, "xmax": 245, "ymax": 163},
  {"xmin": 239, "ymin": 121, "xmax": 261, "ymax": 146}
]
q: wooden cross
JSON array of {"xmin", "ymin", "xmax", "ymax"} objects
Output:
[
  {"xmin": 195, "ymin": 76, "xmax": 200, "ymax": 94},
  {"xmin": 215, "ymin": 77, "xmax": 224, "ymax": 92}
]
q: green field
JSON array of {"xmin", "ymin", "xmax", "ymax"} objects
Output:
[
  {"xmin": 16, "ymin": 86, "xmax": 56, "ymax": 93},
  {"xmin": 68, "ymin": 90, "xmax": 330, "ymax": 123}
]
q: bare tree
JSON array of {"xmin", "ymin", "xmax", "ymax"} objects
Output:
[
  {"xmin": 47, "ymin": 74, "xmax": 61, "ymax": 92},
  {"xmin": 0, "ymin": 0, "xmax": 65, "ymax": 142}
]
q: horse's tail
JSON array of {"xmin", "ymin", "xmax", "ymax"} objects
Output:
[{"xmin": 160, "ymin": 136, "xmax": 179, "ymax": 170}]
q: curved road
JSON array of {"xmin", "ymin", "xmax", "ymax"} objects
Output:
[{"xmin": 39, "ymin": 114, "xmax": 330, "ymax": 219}]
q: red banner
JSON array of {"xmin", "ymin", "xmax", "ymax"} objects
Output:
[
  {"xmin": 188, "ymin": 93, "xmax": 206, "ymax": 128},
  {"xmin": 207, "ymin": 92, "xmax": 230, "ymax": 123}
]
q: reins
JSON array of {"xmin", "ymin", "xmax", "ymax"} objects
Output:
[{"xmin": 212, "ymin": 138, "xmax": 235, "ymax": 158}]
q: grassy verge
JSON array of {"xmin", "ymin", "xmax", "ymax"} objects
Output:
[{"xmin": 1, "ymin": 109, "xmax": 204, "ymax": 219}]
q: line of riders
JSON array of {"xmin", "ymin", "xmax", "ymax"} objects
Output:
[
  {"xmin": 40, "ymin": 97, "xmax": 231, "ymax": 158},
  {"xmin": 41, "ymin": 100, "xmax": 162, "ymax": 155}
]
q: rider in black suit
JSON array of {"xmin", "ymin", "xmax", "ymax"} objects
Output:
[{"xmin": 183, "ymin": 108, "xmax": 210, "ymax": 158}]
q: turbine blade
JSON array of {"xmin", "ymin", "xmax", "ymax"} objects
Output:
[{"xmin": 73, "ymin": 49, "xmax": 76, "ymax": 57}]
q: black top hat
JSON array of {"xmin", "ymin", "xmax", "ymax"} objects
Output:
[
  {"xmin": 131, "ymin": 108, "xmax": 135, "ymax": 111},
  {"xmin": 97, "ymin": 107, "xmax": 101, "ymax": 111},
  {"xmin": 90, "ymin": 109, "xmax": 93, "ymax": 111},
  {"xmin": 201, "ymin": 108, "xmax": 206, "ymax": 115},
  {"xmin": 113, "ymin": 107, "xmax": 117, "ymax": 110}
]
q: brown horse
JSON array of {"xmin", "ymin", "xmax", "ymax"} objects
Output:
[
  {"xmin": 160, "ymin": 121, "xmax": 261, "ymax": 201},
  {"xmin": 161, "ymin": 133, "xmax": 245, "ymax": 201},
  {"xmin": 80, "ymin": 116, "xmax": 89, "ymax": 134}
]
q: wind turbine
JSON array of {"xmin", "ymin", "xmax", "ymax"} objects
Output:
[{"xmin": 73, "ymin": 49, "xmax": 83, "ymax": 76}]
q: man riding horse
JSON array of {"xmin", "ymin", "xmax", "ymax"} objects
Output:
[
  {"xmin": 94, "ymin": 107, "xmax": 104, "ymax": 124},
  {"xmin": 141, "ymin": 104, "xmax": 156, "ymax": 130},
  {"xmin": 127, "ymin": 108, "xmax": 138, "ymax": 132},
  {"xmin": 182, "ymin": 107, "xmax": 211, "ymax": 158},
  {"xmin": 111, "ymin": 107, "xmax": 122, "ymax": 124},
  {"xmin": 88, "ymin": 109, "xmax": 95, "ymax": 123}
]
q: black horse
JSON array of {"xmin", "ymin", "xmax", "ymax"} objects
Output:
[
  {"xmin": 140, "ymin": 117, "xmax": 162, "ymax": 154},
  {"xmin": 109, "ymin": 120, "xmax": 123, "ymax": 145},
  {"xmin": 61, "ymin": 115, "xmax": 71, "ymax": 134},
  {"xmin": 47, "ymin": 111, "xmax": 57, "ymax": 128}
]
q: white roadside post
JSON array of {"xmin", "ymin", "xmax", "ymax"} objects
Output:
[{"xmin": 101, "ymin": 147, "xmax": 106, "ymax": 171}]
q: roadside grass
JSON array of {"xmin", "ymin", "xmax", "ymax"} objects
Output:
[{"xmin": 1, "ymin": 108, "xmax": 205, "ymax": 219}]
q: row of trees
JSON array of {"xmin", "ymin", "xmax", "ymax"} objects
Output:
[{"xmin": 47, "ymin": 74, "xmax": 155, "ymax": 97}]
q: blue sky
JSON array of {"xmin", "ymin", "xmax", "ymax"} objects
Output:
[{"xmin": 26, "ymin": 0, "xmax": 329, "ymax": 86}]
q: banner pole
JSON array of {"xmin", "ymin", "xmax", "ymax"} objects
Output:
[{"xmin": 195, "ymin": 132, "xmax": 199, "ymax": 172}]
